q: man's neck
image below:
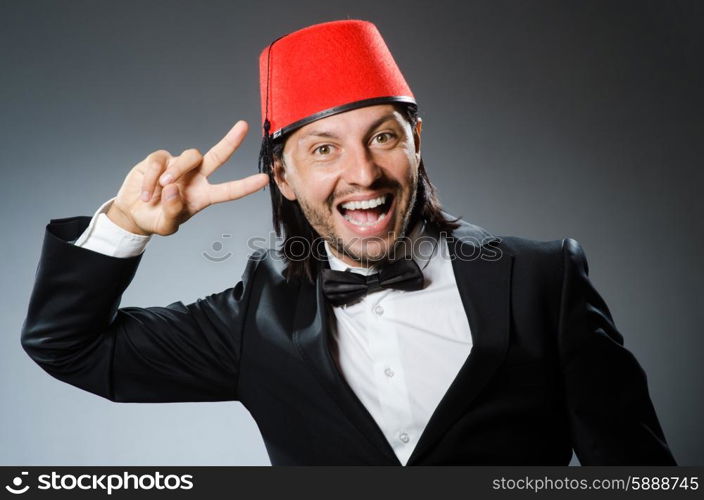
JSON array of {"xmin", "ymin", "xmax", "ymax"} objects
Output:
[{"xmin": 328, "ymin": 247, "xmax": 371, "ymax": 270}]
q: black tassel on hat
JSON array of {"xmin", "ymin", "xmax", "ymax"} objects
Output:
[{"xmin": 257, "ymin": 118, "xmax": 273, "ymax": 177}]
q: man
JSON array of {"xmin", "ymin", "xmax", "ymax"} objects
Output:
[{"xmin": 21, "ymin": 20, "xmax": 676, "ymax": 465}]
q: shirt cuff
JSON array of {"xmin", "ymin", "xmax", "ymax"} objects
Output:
[{"xmin": 73, "ymin": 197, "xmax": 151, "ymax": 258}]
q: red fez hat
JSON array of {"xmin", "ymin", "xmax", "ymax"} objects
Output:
[{"xmin": 258, "ymin": 19, "xmax": 416, "ymax": 142}]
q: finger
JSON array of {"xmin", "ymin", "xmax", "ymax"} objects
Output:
[
  {"xmin": 159, "ymin": 148, "xmax": 203, "ymax": 187},
  {"xmin": 207, "ymin": 173, "xmax": 269, "ymax": 205},
  {"xmin": 200, "ymin": 120, "xmax": 249, "ymax": 177},
  {"xmin": 149, "ymin": 183, "xmax": 163, "ymax": 204},
  {"xmin": 161, "ymin": 183, "xmax": 184, "ymax": 225},
  {"xmin": 140, "ymin": 150, "xmax": 172, "ymax": 202}
]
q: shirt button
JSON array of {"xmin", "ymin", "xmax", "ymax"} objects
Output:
[
  {"xmin": 384, "ymin": 367, "xmax": 395, "ymax": 378},
  {"xmin": 374, "ymin": 305, "xmax": 384, "ymax": 316},
  {"xmin": 399, "ymin": 432, "xmax": 410, "ymax": 444}
]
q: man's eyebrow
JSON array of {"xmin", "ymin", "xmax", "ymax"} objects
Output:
[
  {"xmin": 364, "ymin": 114, "xmax": 400, "ymax": 134},
  {"xmin": 297, "ymin": 113, "xmax": 400, "ymax": 142},
  {"xmin": 299, "ymin": 130, "xmax": 340, "ymax": 141}
]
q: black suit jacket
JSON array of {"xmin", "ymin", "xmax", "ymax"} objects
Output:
[{"xmin": 21, "ymin": 213, "xmax": 676, "ymax": 465}]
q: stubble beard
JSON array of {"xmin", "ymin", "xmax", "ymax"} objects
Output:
[{"xmin": 296, "ymin": 175, "xmax": 419, "ymax": 268}]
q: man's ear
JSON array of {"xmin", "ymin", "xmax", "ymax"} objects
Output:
[
  {"xmin": 413, "ymin": 117, "xmax": 423, "ymax": 161},
  {"xmin": 273, "ymin": 157, "xmax": 297, "ymax": 201}
]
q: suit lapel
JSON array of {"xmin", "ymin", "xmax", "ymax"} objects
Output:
[
  {"xmin": 292, "ymin": 259, "xmax": 400, "ymax": 464},
  {"xmin": 406, "ymin": 221, "xmax": 513, "ymax": 464}
]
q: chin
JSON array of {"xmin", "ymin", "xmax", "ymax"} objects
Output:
[
  {"xmin": 332, "ymin": 202, "xmax": 408, "ymax": 265},
  {"xmin": 300, "ymin": 185, "xmax": 416, "ymax": 265}
]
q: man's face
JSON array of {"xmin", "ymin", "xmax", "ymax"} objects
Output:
[{"xmin": 274, "ymin": 104, "xmax": 422, "ymax": 267}]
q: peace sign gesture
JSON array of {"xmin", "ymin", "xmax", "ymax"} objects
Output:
[{"xmin": 107, "ymin": 121, "xmax": 269, "ymax": 236}]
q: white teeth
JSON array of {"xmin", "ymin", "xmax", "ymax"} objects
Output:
[
  {"xmin": 340, "ymin": 194, "xmax": 387, "ymax": 211},
  {"xmin": 343, "ymin": 212, "xmax": 387, "ymax": 227}
]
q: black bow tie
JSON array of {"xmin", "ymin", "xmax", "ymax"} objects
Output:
[{"xmin": 320, "ymin": 258, "xmax": 425, "ymax": 306}]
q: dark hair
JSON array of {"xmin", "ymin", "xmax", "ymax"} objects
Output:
[{"xmin": 262, "ymin": 103, "xmax": 460, "ymax": 283}]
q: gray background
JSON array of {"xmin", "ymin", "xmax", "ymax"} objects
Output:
[{"xmin": 1, "ymin": 0, "xmax": 702, "ymax": 465}]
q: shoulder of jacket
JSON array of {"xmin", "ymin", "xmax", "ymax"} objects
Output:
[
  {"xmin": 243, "ymin": 248, "xmax": 289, "ymax": 283},
  {"xmin": 560, "ymin": 237, "xmax": 589, "ymax": 276},
  {"xmin": 497, "ymin": 235, "xmax": 565, "ymax": 259}
]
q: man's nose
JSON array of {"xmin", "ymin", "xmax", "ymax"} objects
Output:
[{"xmin": 341, "ymin": 143, "xmax": 382, "ymax": 187}]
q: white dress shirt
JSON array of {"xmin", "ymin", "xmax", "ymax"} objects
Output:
[
  {"xmin": 74, "ymin": 201, "xmax": 473, "ymax": 465},
  {"xmin": 73, "ymin": 198, "xmax": 151, "ymax": 256}
]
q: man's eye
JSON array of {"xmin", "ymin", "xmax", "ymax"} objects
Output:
[
  {"xmin": 374, "ymin": 132, "xmax": 394, "ymax": 144},
  {"xmin": 314, "ymin": 145, "xmax": 332, "ymax": 155}
]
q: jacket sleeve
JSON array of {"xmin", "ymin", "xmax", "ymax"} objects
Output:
[
  {"xmin": 21, "ymin": 215, "xmax": 263, "ymax": 403},
  {"xmin": 558, "ymin": 238, "xmax": 676, "ymax": 465}
]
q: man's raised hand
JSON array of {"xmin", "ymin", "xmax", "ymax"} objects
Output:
[{"xmin": 107, "ymin": 121, "xmax": 269, "ymax": 236}]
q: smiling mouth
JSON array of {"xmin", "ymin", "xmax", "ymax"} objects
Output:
[{"xmin": 336, "ymin": 193, "xmax": 394, "ymax": 227}]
